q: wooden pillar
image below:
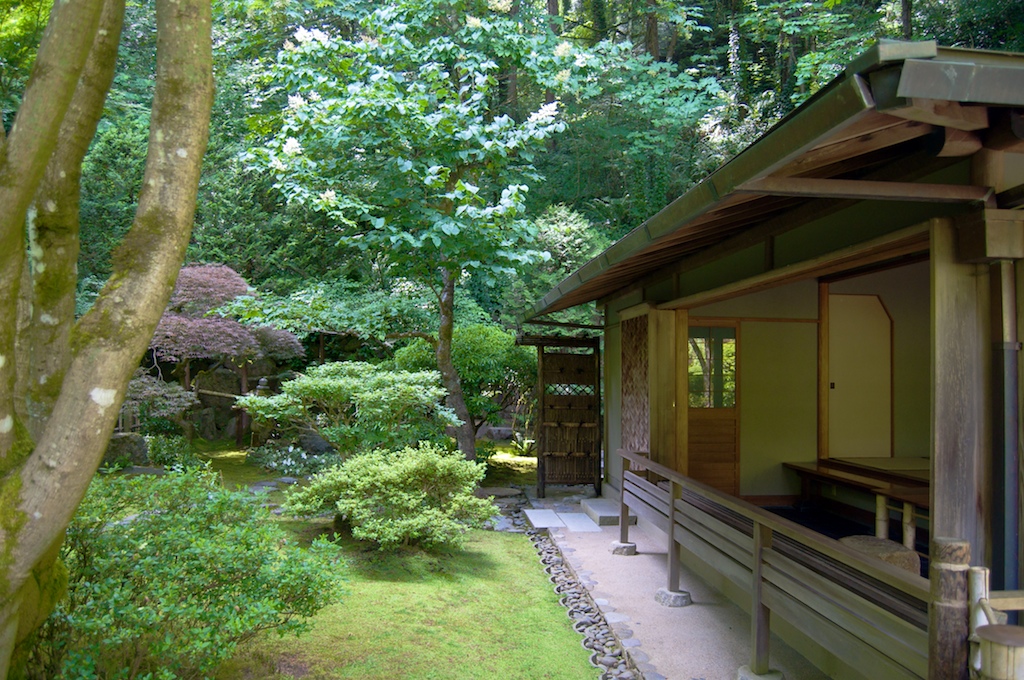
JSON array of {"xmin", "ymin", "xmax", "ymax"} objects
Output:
[
  {"xmin": 929, "ymin": 537, "xmax": 971, "ymax": 679},
  {"xmin": 667, "ymin": 479, "xmax": 680, "ymax": 591},
  {"xmin": 931, "ymin": 219, "xmax": 991, "ymax": 562},
  {"xmin": 648, "ymin": 309, "xmax": 681, "ymax": 470},
  {"xmin": 751, "ymin": 522, "xmax": 773, "ymax": 675}
]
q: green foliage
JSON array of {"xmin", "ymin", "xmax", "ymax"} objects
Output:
[
  {"xmin": 24, "ymin": 468, "xmax": 343, "ymax": 679},
  {"xmin": 143, "ymin": 434, "xmax": 205, "ymax": 469},
  {"xmin": 486, "ymin": 204, "xmax": 610, "ymax": 326},
  {"xmin": 286, "ymin": 442, "xmax": 495, "ymax": 551},
  {"xmin": 393, "ymin": 324, "xmax": 536, "ymax": 432},
  {"xmin": 246, "ymin": 441, "xmax": 343, "ymax": 477},
  {"xmin": 216, "ymin": 280, "xmax": 434, "ymax": 342},
  {"xmin": 237, "ymin": 361, "xmax": 458, "ymax": 454}
]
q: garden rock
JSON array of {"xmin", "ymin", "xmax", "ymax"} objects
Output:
[
  {"xmin": 103, "ymin": 433, "xmax": 150, "ymax": 467},
  {"xmin": 298, "ymin": 430, "xmax": 334, "ymax": 456},
  {"xmin": 195, "ymin": 407, "xmax": 218, "ymax": 440}
]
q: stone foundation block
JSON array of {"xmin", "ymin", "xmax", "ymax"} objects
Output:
[{"xmin": 654, "ymin": 587, "xmax": 691, "ymax": 607}]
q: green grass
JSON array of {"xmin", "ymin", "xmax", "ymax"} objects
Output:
[
  {"xmin": 482, "ymin": 451, "xmax": 537, "ymax": 487},
  {"xmin": 199, "ymin": 444, "xmax": 593, "ymax": 679}
]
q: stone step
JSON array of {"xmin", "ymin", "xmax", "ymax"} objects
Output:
[{"xmin": 581, "ymin": 498, "xmax": 637, "ymax": 526}]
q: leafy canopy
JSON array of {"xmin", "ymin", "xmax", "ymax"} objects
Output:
[{"xmin": 251, "ymin": 0, "xmax": 571, "ymax": 287}]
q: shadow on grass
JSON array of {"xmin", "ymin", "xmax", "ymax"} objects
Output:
[{"xmin": 288, "ymin": 520, "xmax": 503, "ymax": 584}]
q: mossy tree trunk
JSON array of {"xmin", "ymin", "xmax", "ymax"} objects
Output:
[{"xmin": 0, "ymin": 0, "xmax": 213, "ymax": 672}]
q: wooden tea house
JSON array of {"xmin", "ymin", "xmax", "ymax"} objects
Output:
[{"xmin": 528, "ymin": 41, "xmax": 1024, "ymax": 679}]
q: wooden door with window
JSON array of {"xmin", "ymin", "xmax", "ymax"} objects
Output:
[{"xmin": 687, "ymin": 324, "xmax": 739, "ymax": 495}]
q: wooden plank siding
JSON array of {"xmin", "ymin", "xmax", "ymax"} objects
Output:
[{"xmin": 620, "ymin": 451, "xmax": 930, "ymax": 678}]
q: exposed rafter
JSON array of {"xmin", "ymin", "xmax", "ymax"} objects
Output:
[{"xmin": 736, "ymin": 176, "xmax": 995, "ymax": 206}]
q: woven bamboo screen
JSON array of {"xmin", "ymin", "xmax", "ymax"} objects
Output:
[
  {"xmin": 620, "ymin": 315, "xmax": 649, "ymax": 453},
  {"xmin": 540, "ymin": 351, "xmax": 600, "ymax": 458}
]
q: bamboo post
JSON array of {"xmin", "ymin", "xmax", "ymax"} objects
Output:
[
  {"xmin": 976, "ymin": 625, "xmax": 1024, "ymax": 680},
  {"xmin": 903, "ymin": 501, "xmax": 916, "ymax": 549},
  {"xmin": 929, "ymin": 537, "xmax": 971, "ymax": 680},
  {"xmin": 876, "ymin": 493, "xmax": 890, "ymax": 539},
  {"xmin": 971, "ymin": 567, "xmax": 993, "ymax": 676}
]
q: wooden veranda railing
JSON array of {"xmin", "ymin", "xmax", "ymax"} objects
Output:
[{"xmin": 616, "ymin": 449, "xmax": 935, "ymax": 679}]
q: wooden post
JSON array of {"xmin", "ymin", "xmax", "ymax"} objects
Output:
[
  {"xmin": 620, "ymin": 456, "xmax": 631, "ymax": 545},
  {"xmin": 667, "ymin": 479, "xmax": 680, "ymax": 592},
  {"xmin": 537, "ymin": 346, "xmax": 546, "ymax": 498},
  {"xmin": 929, "ymin": 537, "xmax": 971, "ymax": 680},
  {"xmin": 976, "ymin": 625, "xmax": 1024, "ymax": 680},
  {"xmin": 751, "ymin": 521, "xmax": 773, "ymax": 675}
]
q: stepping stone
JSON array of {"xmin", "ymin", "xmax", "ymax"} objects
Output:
[
  {"xmin": 523, "ymin": 509, "xmax": 565, "ymax": 528},
  {"xmin": 582, "ymin": 498, "xmax": 637, "ymax": 526},
  {"xmin": 558, "ymin": 513, "xmax": 603, "ymax": 532},
  {"xmin": 475, "ymin": 486, "xmax": 522, "ymax": 498}
]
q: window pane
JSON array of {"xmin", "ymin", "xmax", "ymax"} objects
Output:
[{"xmin": 688, "ymin": 326, "xmax": 736, "ymax": 408}]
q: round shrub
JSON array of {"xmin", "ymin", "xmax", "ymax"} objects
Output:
[
  {"xmin": 286, "ymin": 442, "xmax": 495, "ymax": 551},
  {"xmin": 22, "ymin": 468, "xmax": 344, "ymax": 679}
]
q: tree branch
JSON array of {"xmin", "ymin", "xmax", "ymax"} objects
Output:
[
  {"xmin": 386, "ymin": 331, "xmax": 438, "ymax": 347},
  {"xmin": 0, "ymin": 0, "xmax": 105, "ymax": 465},
  {"xmin": 16, "ymin": 0, "xmax": 126, "ymax": 440}
]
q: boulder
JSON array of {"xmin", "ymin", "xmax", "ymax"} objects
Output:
[
  {"xmin": 102, "ymin": 433, "xmax": 150, "ymax": 467},
  {"xmin": 297, "ymin": 430, "xmax": 335, "ymax": 456}
]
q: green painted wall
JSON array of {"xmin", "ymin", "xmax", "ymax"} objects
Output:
[
  {"xmin": 734, "ymin": 321, "xmax": 819, "ymax": 496},
  {"xmin": 693, "ymin": 280, "xmax": 819, "ymax": 498}
]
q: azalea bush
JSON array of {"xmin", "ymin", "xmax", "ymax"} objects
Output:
[
  {"xmin": 286, "ymin": 442, "xmax": 495, "ymax": 551},
  {"xmin": 237, "ymin": 361, "xmax": 458, "ymax": 454},
  {"xmin": 22, "ymin": 468, "xmax": 343, "ymax": 679}
]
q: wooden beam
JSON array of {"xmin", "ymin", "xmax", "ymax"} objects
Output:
[
  {"xmin": 517, "ymin": 334, "xmax": 601, "ymax": 348},
  {"xmin": 984, "ymin": 108, "xmax": 1024, "ymax": 152},
  {"xmin": 659, "ymin": 222, "xmax": 930, "ymax": 310},
  {"xmin": 885, "ymin": 98, "xmax": 989, "ymax": 132},
  {"xmin": 936, "ymin": 128, "xmax": 983, "ymax": 157},
  {"xmin": 737, "ymin": 176, "xmax": 994, "ymax": 205}
]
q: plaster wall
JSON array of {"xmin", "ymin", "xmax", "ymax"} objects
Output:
[
  {"xmin": 830, "ymin": 261, "xmax": 931, "ymax": 458},
  {"xmin": 693, "ymin": 280, "xmax": 819, "ymax": 498}
]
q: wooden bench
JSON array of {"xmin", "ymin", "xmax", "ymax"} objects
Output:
[{"xmin": 784, "ymin": 459, "xmax": 930, "ymax": 550}]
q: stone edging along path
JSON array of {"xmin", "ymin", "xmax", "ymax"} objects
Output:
[{"xmin": 487, "ymin": 489, "xmax": 648, "ymax": 680}]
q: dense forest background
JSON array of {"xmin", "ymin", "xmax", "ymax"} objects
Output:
[{"xmin": 3, "ymin": 0, "xmax": 1023, "ymax": 343}]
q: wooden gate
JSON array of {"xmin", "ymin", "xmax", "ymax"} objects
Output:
[{"xmin": 520, "ymin": 336, "xmax": 602, "ymax": 497}]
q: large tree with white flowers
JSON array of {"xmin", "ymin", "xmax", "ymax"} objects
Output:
[{"xmin": 254, "ymin": 0, "xmax": 570, "ymax": 458}]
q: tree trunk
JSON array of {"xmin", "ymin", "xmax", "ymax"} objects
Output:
[
  {"xmin": 436, "ymin": 268, "xmax": 477, "ymax": 460},
  {"xmin": 0, "ymin": 0, "xmax": 213, "ymax": 670},
  {"xmin": 645, "ymin": 13, "xmax": 660, "ymax": 61},
  {"xmin": 901, "ymin": 0, "xmax": 913, "ymax": 40}
]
